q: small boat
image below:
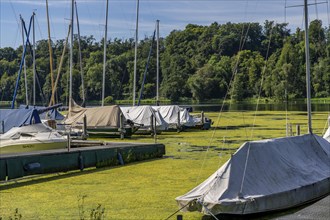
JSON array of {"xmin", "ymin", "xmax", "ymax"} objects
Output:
[
  {"xmin": 121, "ymin": 105, "xmax": 168, "ymax": 135},
  {"xmin": 152, "ymin": 105, "xmax": 211, "ymax": 131},
  {"xmin": 63, "ymin": 100, "xmax": 139, "ymax": 138},
  {"xmin": 176, "ymin": 134, "xmax": 330, "ymax": 215},
  {"xmin": 0, "ymin": 123, "xmax": 67, "ymax": 154}
]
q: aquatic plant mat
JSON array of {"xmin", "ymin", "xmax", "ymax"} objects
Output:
[{"xmin": 0, "ymin": 111, "xmax": 328, "ymax": 219}]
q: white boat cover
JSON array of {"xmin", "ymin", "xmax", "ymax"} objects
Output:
[
  {"xmin": 64, "ymin": 101, "xmax": 122, "ymax": 128},
  {"xmin": 176, "ymin": 134, "xmax": 330, "ymax": 215},
  {"xmin": 152, "ymin": 105, "xmax": 196, "ymax": 127},
  {"xmin": 120, "ymin": 106, "xmax": 168, "ymax": 130},
  {"xmin": 0, "ymin": 123, "xmax": 66, "ymax": 153}
]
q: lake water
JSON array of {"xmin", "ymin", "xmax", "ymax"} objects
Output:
[{"xmin": 182, "ymin": 103, "xmax": 330, "ymax": 112}]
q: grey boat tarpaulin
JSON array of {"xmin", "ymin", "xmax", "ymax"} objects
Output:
[{"xmin": 176, "ymin": 134, "xmax": 330, "ymax": 215}]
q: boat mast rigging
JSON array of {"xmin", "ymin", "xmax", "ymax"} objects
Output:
[
  {"xmin": 102, "ymin": 0, "xmax": 109, "ymax": 107},
  {"xmin": 133, "ymin": 0, "xmax": 139, "ymax": 106},
  {"xmin": 45, "ymin": 0, "xmax": 55, "ymax": 106},
  {"xmin": 304, "ymin": 0, "xmax": 312, "ymax": 133}
]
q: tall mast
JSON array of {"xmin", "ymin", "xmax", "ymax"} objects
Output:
[
  {"xmin": 45, "ymin": 0, "xmax": 55, "ymax": 106},
  {"xmin": 32, "ymin": 12, "xmax": 36, "ymax": 106},
  {"xmin": 304, "ymin": 0, "xmax": 312, "ymax": 133},
  {"xmin": 102, "ymin": 0, "xmax": 109, "ymax": 106},
  {"xmin": 75, "ymin": 1, "xmax": 85, "ymax": 105},
  {"xmin": 156, "ymin": 20, "xmax": 160, "ymax": 106},
  {"xmin": 20, "ymin": 16, "xmax": 28, "ymax": 106},
  {"xmin": 69, "ymin": 0, "xmax": 74, "ymax": 115},
  {"xmin": 133, "ymin": 0, "xmax": 139, "ymax": 106}
]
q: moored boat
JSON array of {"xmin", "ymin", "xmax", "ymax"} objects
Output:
[{"xmin": 0, "ymin": 122, "xmax": 67, "ymax": 154}]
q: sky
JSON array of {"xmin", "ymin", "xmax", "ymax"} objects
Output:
[{"xmin": 0, "ymin": 0, "xmax": 329, "ymax": 49}]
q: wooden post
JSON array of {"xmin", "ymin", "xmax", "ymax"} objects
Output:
[
  {"xmin": 154, "ymin": 114, "xmax": 157, "ymax": 143},
  {"xmin": 177, "ymin": 110, "xmax": 181, "ymax": 133},
  {"xmin": 67, "ymin": 128, "xmax": 71, "ymax": 152},
  {"xmin": 120, "ymin": 113, "xmax": 124, "ymax": 140},
  {"xmin": 296, "ymin": 124, "xmax": 300, "ymax": 136},
  {"xmin": 83, "ymin": 114, "xmax": 87, "ymax": 139},
  {"xmin": 150, "ymin": 115, "xmax": 154, "ymax": 136}
]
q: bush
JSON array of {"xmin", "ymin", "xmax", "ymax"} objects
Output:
[{"xmin": 104, "ymin": 96, "xmax": 114, "ymax": 104}]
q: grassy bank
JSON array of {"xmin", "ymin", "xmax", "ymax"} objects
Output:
[{"xmin": 0, "ymin": 111, "xmax": 329, "ymax": 219}]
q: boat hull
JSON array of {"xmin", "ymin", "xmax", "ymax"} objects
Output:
[
  {"xmin": 0, "ymin": 141, "xmax": 67, "ymax": 154},
  {"xmin": 206, "ymin": 177, "xmax": 330, "ymax": 215}
]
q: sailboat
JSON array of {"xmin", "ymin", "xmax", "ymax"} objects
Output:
[{"xmin": 176, "ymin": 0, "xmax": 330, "ymax": 216}]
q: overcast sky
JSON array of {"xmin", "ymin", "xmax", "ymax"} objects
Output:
[{"xmin": 0, "ymin": 0, "xmax": 329, "ymax": 48}]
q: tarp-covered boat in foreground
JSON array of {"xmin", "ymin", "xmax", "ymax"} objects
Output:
[{"xmin": 176, "ymin": 134, "xmax": 330, "ymax": 215}]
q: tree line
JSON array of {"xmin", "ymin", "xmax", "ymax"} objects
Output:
[{"xmin": 0, "ymin": 20, "xmax": 329, "ymax": 106}]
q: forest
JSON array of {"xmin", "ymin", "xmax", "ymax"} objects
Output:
[{"xmin": 0, "ymin": 20, "xmax": 329, "ymax": 105}]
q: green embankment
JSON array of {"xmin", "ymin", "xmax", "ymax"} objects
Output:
[{"xmin": 0, "ymin": 111, "xmax": 329, "ymax": 219}]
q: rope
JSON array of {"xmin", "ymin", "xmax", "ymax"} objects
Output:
[
  {"xmin": 240, "ymin": 20, "xmax": 274, "ymax": 195},
  {"xmin": 195, "ymin": 15, "xmax": 253, "ymax": 186},
  {"xmin": 163, "ymin": 202, "xmax": 191, "ymax": 220},
  {"xmin": 197, "ymin": 200, "xmax": 220, "ymax": 220}
]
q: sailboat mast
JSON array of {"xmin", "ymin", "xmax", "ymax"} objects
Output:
[
  {"xmin": 75, "ymin": 1, "xmax": 85, "ymax": 105},
  {"xmin": 32, "ymin": 12, "xmax": 36, "ymax": 106},
  {"xmin": 133, "ymin": 0, "xmax": 139, "ymax": 106},
  {"xmin": 45, "ymin": 0, "xmax": 55, "ymax": 106},
  {"xmin": 102, "ymin": 0, "xmax": 109, "ymax": 107},
  {"xmin": 304, "ymin": 0, "xmax": 312, "ymax": 133},
  {"xmin": 69, "ymin": 0, "xmax": 74, "ymax": 114},
  {"xmin": 156, "ymin": 20, "xmax": 160, "ymax": 106},
  {"xmin": 20, "ymin": 16, "xmax": 29, "ymax": 106}
]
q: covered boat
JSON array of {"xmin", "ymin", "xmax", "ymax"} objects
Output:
[
  {"xmin": 0, "ymin": 108, "xmax": 41, "ymax": 133},
  {"xmin": 19, "ymin": 104, "xmax": 65, "ymax": 129},
  {"xmin": 152, "ymin": 105, "xmax": 200, "ymax": 130},
  {"xmin": 0, "ymin": 123, "xmax": 67, "ymax": 154},
  {"xmin": 120, "ymin": 105, "xmax": 168, "ymax": 134},
  {"xmin": 63, "ymin": 101, "xmax": 137, "ymax": 137},
  {"xmin": 0, "ymin": 109, "xmax": 67, "ymax": 154},
  {"xmin": 176, "ymin": 134, "xmax": 330, "ymax": 215}
]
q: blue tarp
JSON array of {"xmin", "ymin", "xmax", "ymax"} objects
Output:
[
  {"xmin": 0, "ymin": 109, "xmax": 41, "ymax": 133},
  {"xmin": 19, "ymin": 105, "xmax": 65, "ymax": 121}
]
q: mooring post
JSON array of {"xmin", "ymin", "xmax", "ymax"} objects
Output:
[
  {"xmin": 154, "ymin": 114, "xmax": 157, "ymax": 143},
  {"xmin": 296, "ymin": 124, "xmax": 300, "ymax": 136},
  {"xmin": 67, "ymin": 128, "xmax": 71, "ymax": 152},
  {"xmin": 177, "ymin": 110, "xmax": 181, "ymax": 133},
  {"xmin": 83, "ymin": 114, "xmax": 87, "ymax": 139},
  {"xmin": 120, "ymin": 113, "xmax": 124, "ymax": 139},
  {"xmin": 150, "ymin": 115, "xmax": 154, "ymax": 136}
]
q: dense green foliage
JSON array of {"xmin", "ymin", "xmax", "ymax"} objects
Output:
[{"xmin": 1, "ymin": 20, "xmax": 329, "ymax": 105}]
